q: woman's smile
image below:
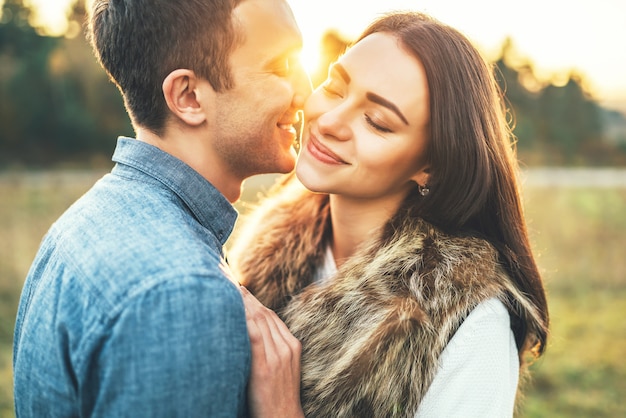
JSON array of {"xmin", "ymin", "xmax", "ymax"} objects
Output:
[{"xmin": 305, "ymin": 131, "xmax": 349, "ymax": 165}]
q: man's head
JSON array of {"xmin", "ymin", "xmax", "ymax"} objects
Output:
[
  {"xmin": 89, "ymin": 0, "xmax": 310, "ymax": 199},
  {"xmin": 89, "ymin": 0, "xmax": 242, "ymax": 135},
  {"xmin": 209, "ymin": 0, "xmax": 311, "ymax": 181}
]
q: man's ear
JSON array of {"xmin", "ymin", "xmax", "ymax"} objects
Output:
[{"xmin": 162, "ymin": 69, "xmax": 208, "ymax": 126}]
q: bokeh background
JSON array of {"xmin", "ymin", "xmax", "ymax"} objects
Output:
[{"xmin": 1, "ymin": 0, "xmax": 625, "ymax": 416}]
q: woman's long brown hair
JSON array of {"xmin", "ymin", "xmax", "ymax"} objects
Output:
[{"xmin": 358, "ymin": 12, "xmax": 549, "ymax": 360}]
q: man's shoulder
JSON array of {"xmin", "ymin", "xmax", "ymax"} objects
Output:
[{"xmin": 48, "ymin": 185, "xmax": 228, "ymax": 303}]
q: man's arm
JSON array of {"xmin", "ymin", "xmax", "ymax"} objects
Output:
[{"xmin": 82, "ymin": 277, "xmax": 250, "ymax": 417}]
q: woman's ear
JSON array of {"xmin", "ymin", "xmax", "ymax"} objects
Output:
[
  {"xmin": 162, "ymin": 69, "xmax": 208, "ymax": 127},
  {"xmin": 411, "ymin": 165, "xmax": 431, "ymax": 188}
]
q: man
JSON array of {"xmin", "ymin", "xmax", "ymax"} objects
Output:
[{"xmin": 12, "ymin": 0, "xmax": 310, "ymax": 416}]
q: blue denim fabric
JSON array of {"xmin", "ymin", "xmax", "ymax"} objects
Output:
[{"xmin": 13, "ymin": 137, "xmax": 250, "ymax": 417}]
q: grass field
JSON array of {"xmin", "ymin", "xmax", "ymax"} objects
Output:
[{"xmin": 0, "ymin": 169, "xmax": 624, "ymax": 417}]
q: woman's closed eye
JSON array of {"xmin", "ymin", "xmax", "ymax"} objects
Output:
[{"xmin": 365, "ymin": 114, "xmax": 392, "ymax": 133}]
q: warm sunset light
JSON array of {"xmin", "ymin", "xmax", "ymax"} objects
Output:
[
  {"xmin": 286, "ymin": 0, "xmax": 626, "ymax": 111},
  {"xmin": 298, "ymin": 46, "xmax": 321, "ymax": 78},
  {"xmin": 11, "ymin": 0, "xmax": 626, "ymax": 111}
]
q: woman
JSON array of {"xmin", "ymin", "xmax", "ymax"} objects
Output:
[{"xmin": 231, "ymin": 11, "xmax": 549, "ymax": 418}]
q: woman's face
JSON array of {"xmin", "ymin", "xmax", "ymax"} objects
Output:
[{"xmin": 296, "ymin": 32, "xmax": 431, "ymax": 203}]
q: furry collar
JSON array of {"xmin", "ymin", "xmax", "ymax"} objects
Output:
[{"xmin": 230, "ymin": 178, "xmax": 535, "ymax": 417}]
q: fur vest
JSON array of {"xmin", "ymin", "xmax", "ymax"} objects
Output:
[{"xmin": 230, "ymin": 178, "xmax": 539, "ymax": 418}]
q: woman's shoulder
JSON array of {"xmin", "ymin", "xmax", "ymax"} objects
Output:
[
  {"xmin": 423, "ymin": 298, "xmax": 514, "ymax": 362},
  {"xmin": 454, "ymin": 298, "xmax": 512, "ymax": 342},
  {"xmin": 468, "ymin": 298, "xmax": 511, "ymax": 322},
  {"xmin": 415, "ymin": 298, "xmax": 519, "ymax": 417}
]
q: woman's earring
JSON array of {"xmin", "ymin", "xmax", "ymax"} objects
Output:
[{"xmin": 418, "ymin": 184, "xmax": 430, "ymax": 196}]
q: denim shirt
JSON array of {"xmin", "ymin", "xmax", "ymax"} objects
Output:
[{"xmin": 13, "ymin": 137, "xmax": 250, "ymax": 417}]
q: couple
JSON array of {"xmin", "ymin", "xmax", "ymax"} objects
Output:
[{"xmin": 12, "ymin": 0, "xmax": 549, "ymax": 417}]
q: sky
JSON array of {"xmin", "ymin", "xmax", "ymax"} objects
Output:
[{"xmin": 25, "ymin": 0, "xmax": 626, "ymax": 111}]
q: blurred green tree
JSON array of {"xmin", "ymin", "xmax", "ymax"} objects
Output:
[
  {"xmin": 0, "ymin": 0, "xmax": 131, "ymax": 168},
  {"xmin": 538, "ymin": 75, "xmax": 604, "ymax": 162},
  {"xmin": 0, "ymin": 0, "xmax": 57, "ymax": 160},
  {"xmin": 493, "ymin": 38, "xmax": 610, "ymax": 165}
]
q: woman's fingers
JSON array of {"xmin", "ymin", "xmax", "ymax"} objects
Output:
[
  {"xmin": 241, "ymin": 286, "xmax": 301, "ymax": 363},
  {"xmin": 242, "ymin": 287, "xmax": 299, "ymax": 372},
  {"xmin": 240, "ymin": 286, "xmax": 304, "ymax": 418}
]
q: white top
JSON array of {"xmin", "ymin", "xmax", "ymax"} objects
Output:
[{"xmin": 314, "ymin": 246, "xmax": 519, "ymax": 417}]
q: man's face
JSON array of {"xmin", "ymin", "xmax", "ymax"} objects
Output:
[{"xmin": 211, "ymin": 0, "xmax": 311, "ymax": 181}]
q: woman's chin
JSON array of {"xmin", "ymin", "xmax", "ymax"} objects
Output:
[{"xmin": 295, "ymin": 164, "xmax": 328, "ymax": 194}]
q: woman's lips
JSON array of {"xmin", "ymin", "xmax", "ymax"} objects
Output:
[{"xmin": 306, "ymin": 133, "xmax": 348, "ymax": 165}]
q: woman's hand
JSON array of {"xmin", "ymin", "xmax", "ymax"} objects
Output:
[{"xmin": 240, "ymin": 286, "xmax": 305, "ymax": 418}]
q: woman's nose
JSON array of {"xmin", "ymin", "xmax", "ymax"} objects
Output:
[{"xmin": 316, "ymin": 103, "xmax": 352, "ymax": 141}]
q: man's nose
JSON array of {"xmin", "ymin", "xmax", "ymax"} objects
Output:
[{"xmin": 291, "ymin": 62, "xmax": 312, "ymax": 110}]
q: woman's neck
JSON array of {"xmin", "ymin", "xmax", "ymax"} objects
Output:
[{"xmin": 329, "ymin": 193, "xmax": 405, "ymax": 267}]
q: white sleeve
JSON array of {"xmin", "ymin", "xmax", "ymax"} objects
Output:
[{"xmin": 414, "ymin": 298, "xmax": 519, "ymax": 418}]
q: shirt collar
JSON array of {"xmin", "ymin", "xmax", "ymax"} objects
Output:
[{"xmin": 111, "ymin": 137, "xmax": 238, "ymax": 244}]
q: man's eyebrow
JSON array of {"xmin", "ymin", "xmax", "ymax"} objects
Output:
[
  {"xmin": 366, "ymin": 92, "xmax": 409, "ymax": 125},
  {"xmin": 331, "ymin": 63, "xmax": 351, "ymax": 84}
]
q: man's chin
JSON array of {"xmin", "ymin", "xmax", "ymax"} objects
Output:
[
  {"xmin": 275, "ymin": 160, "xmax": 296, "ymax": 174},
  {"xmin": 260, "ymin": 155, "xmax": 296, "ymax": 176},
  {"xmin": 276, "ymin": 149, "xmax": 298, "ymax": 173}
]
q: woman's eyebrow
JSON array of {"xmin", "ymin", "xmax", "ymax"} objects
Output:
[
  {"xmin": 366, "ymin": 92, "xmax": 409, "ymax": 125},
  {"xmin": 332, "ymin": 62, "xmax": 409, "ymax": 125}
]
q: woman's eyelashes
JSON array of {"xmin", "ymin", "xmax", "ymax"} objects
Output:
[
  {"xmin": 320, "ymin": 78, "xmax": 393, "ymax": 134},
  {"xmin": 365, "ymin": 114, "xmax": 392, "ymax": 133}
]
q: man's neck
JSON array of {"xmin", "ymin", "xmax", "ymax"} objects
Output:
[{"xmin": 136, "ymin": 127, "xmax": 243, "ymax": 203}]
